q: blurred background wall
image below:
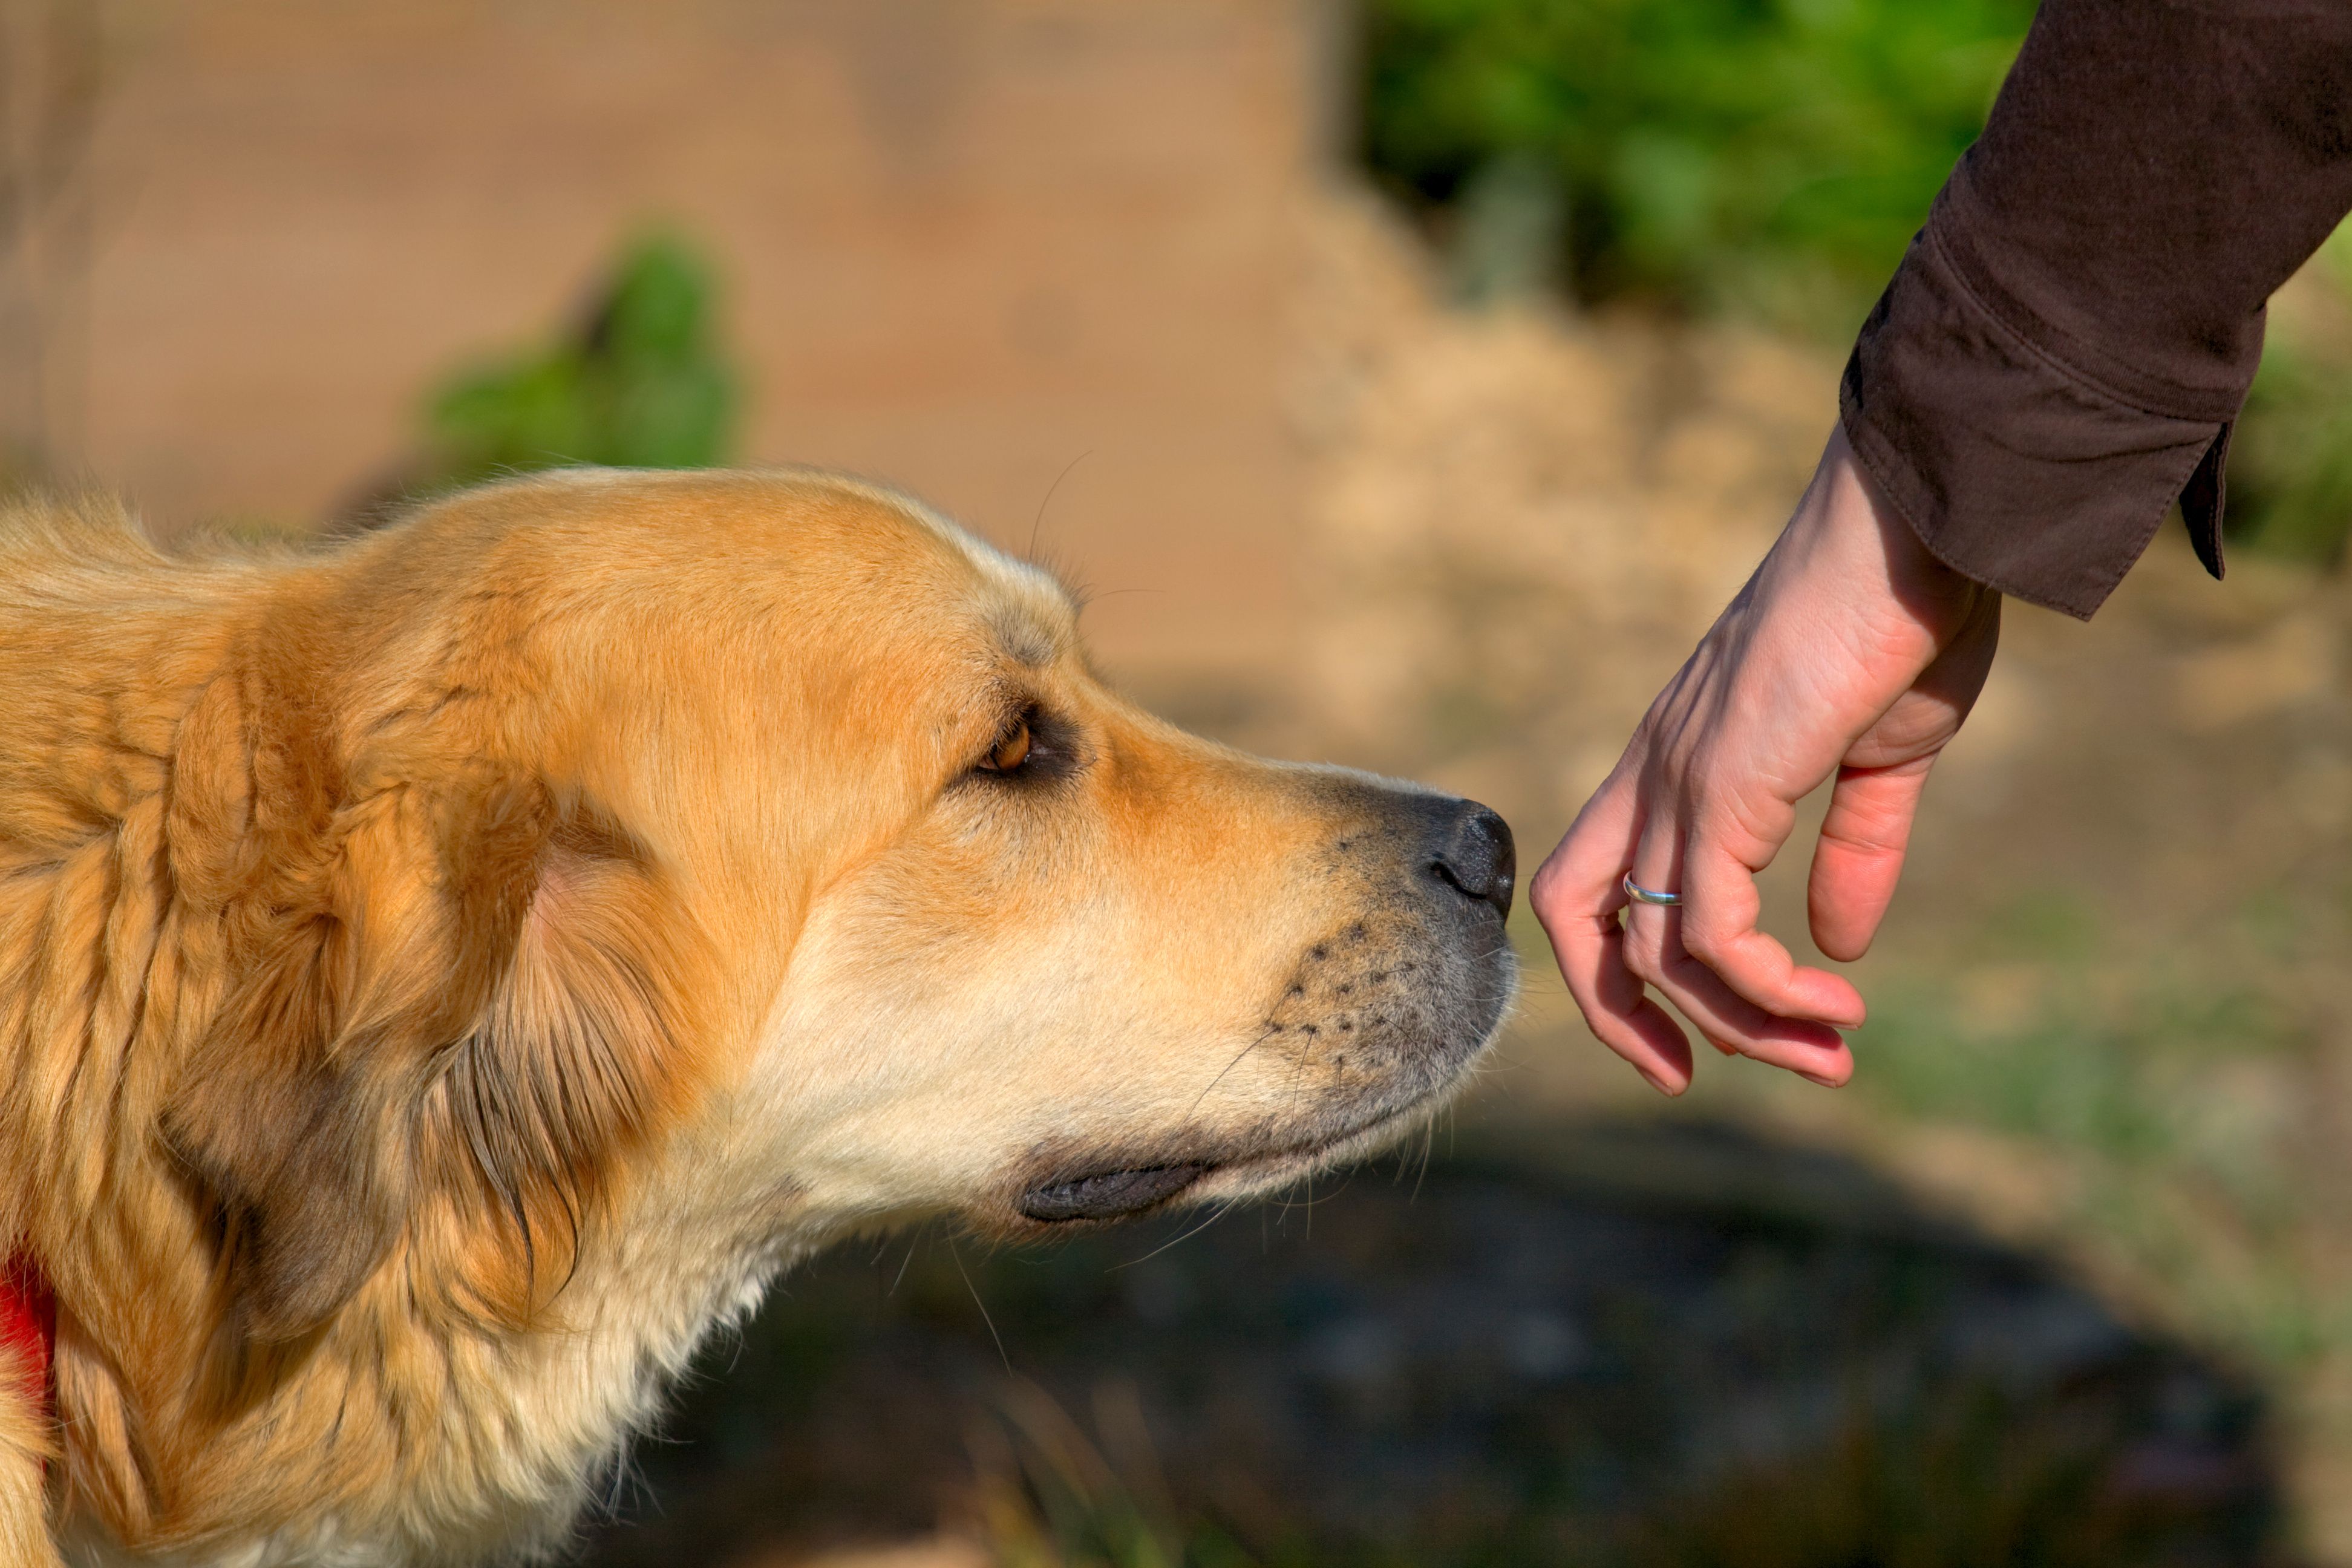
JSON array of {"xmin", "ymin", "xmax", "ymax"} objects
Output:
[{"xmin": 7, "ymin": 0, "xmax": 1342, "ymax": 676}]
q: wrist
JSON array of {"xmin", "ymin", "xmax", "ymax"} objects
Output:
[
  {"xmin": 1824, "ymin": 425, "xmax": 1991, "ymax": 622},
  {"xmin": 1770, "ymin": 426, "xmax": 1991, "ymax": 649}
]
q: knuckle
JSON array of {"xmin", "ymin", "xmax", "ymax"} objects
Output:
[
  {"xmin": 1689, "ymin": 787, "xmax": 1777, "ymax": 853},
  {"xmin": 1682, "ymin": 917, "xmax": 1759, "ymax": 979},
  {"xmin": 1527, "ymin": 857, "xmax": 1571, "ymax": 916},
  {"xmin": 1679, "ymin": 921, "xmax": 1726, "ymax": 966},
  {"xmin": 1661, "ymin": 952, "xmax": 1719, "ymax": 1000},
  {"xmin": 1619, "ymin": 933, "xmax": 1667, "ymax": 985}
]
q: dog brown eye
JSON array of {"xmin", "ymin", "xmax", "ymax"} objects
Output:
[{"xmin": 979, "ymin": 719, "xmax": 1032, "ymax": 773}]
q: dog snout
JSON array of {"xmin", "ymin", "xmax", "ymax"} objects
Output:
[{"xmin": 1425, "ymin": 801, "xmax": 1515, "ymax": 921}]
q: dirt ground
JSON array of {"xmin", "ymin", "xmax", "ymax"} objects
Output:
[{"xmin": 580, "ymin": 1130, "xmax": 2284, "ymax": 1567}]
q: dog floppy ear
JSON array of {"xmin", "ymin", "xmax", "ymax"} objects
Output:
[
  {"xmin": 162, "ymin": 689, "xmax": 704, "ymax": 1345},
  {"xmin": 160, "ymin": 918, "xmax": 433, "ymax": 1345},
  {"xmin": 161, "ymin": 761, "xmax": 554, "ymax": 1344},
  {"xmin": 158, "ymin": 665, "xmax": 400, "ymax": 1345},
  {"xmin": 419, "ymin": 791, "xmax": 710, "ymax": 1322}
]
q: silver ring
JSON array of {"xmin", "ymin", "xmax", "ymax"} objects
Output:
[{"xmin": 1622, "ymin": 872, "xmax": 1682, "ymax": 907}]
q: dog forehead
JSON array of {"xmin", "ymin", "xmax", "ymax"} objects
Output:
[
  {"xmin": 961, "ymin": 547, "xmax": 1075, "ymax": 670},
  {"xmin": 774, "ymin": 473, "xmax": 1079, "ymax": 670},
  {"xmin": 429, "ymin": 466, "xmax": 1077, "ymax": 655}
]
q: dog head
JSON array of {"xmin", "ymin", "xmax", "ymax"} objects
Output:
[{"xmin": 158, "ymin": 469, "xmax": 1517, "ymax": 1343}]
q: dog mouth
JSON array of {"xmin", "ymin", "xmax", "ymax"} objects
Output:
[
  {"xmin": 1018, "ymin": 1163, "xmax": 1213, "ymax": 1221},
  {"xmin": 1014, "ymin": 1098, "xmax": 1446, "ymax": 1224}
]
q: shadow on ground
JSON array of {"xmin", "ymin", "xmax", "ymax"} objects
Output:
[{"xmin": 573, "ymin": 1120, "xmax": 2283, "ymax": 1567}]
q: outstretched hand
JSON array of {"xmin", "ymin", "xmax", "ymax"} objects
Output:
[{"xmin": 1530, "ymin": 426, "xmax": 2001, "ymax": 1094}]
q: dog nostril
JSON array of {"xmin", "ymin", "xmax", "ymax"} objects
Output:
[{"xmin": 1426, "ymin": 803, "xmax": 1515, "ymax": 920}]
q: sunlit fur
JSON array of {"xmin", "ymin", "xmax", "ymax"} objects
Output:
[{"xmin": 0, "ymin": 471, "xmax": 1515, "ymax": 1566}]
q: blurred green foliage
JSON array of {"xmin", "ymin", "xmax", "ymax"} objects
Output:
[
  {"xmin": 2234, "ymin": 349, "xmax": 2352, "ymax": 570},
  {"xmin": 1362, "ymin": 0, "xmax": 2031, "ymax": 325},
  {"xmin": 419, "ymin": 232, "xmax": 736, "ymax": 489},
  {"xmin": 2230, "ymin": 227, "xmax": 2352, "ymax": 570},
  {"xmin": 1362, "ymin": 0, "xmax": 2352, "ymax": 564}
]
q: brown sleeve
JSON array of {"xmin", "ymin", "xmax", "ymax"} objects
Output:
[{"xmin": 1840, "ymin": 0, "xmax": 2352, "ymax": 618}]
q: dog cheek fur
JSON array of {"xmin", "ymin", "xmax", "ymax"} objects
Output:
[{"xmin": 764, "ymin": 753, "xmax": 1481, "ymax": 1219}]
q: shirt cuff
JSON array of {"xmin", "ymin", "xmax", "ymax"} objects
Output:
[{"xmin": 1839, "ymin": 220, "xmax": 2235, "ymax": 619}]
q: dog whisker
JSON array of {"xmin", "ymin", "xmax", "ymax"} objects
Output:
[
  {"xmin": 1185, "ymin": 1024, "xmax": 1279, "ymax": 1121},
  {"xmin": 1109, "ymin": 1198, "xmax": 1241, "ymax": 1272},
  {"xmin": 952, "ymin": 1241, "xmax": 1013, "ymax": 1377},
  {"xmin": 1027, "ymin": 450, "xmax": 1091, "ymax": 563},
  {"xmin": 889, "ymin": 1227, "xmax": 924, "ymax": 1298}
]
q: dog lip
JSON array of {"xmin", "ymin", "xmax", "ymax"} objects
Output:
[
  {"xmin": 1013, "ymin": 1060, "xmax": 1501, "ymax": 1226},
  {"xmin": 1015, "ymin": 1099, "xmax": 1459, "ymax": 1224},
  {"xmin": 1018, "ymin": 1163, "xmax": 1213, "ymax": 1222}
]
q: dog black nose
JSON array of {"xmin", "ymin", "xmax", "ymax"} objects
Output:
[{"xmin": 1426, "ymin": 802, "xmax": 1515, "ymax": 920}]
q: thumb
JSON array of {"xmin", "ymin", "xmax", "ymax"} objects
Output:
[{"xmin": 1807, "ymin": 757, "xmax": 1933, "ymax": 962}]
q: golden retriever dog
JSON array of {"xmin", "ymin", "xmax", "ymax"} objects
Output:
[{"xmin": 0, "ymin": 469, "xmax": 1516, "ymax": 1566}]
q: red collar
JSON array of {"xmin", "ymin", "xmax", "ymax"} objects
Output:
[{"xmin": 0, "ymin": 1253, "xmax": 55, "ymax": 1419}]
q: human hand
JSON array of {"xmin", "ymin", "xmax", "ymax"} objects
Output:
[{"xmin": 1529, "ymin": 426, "xmax": 2001, "ymax": 1093}]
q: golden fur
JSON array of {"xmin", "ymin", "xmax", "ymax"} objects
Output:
[{"xmin": 0, "ymin": 471, "xmax": 1515, "ymax": 1566}]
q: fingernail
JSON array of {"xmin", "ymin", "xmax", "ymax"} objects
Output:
[
  {"xmin": 1635, "ymin": 1065, "xmax": 1676, "ymax": 1096},
  {"xmin": 1709, "ymin": 1037, "xmax": 1739, "ymax": 1057},
  {"xmin": 1799, "ymin": 1070, "xmax": 1844, "ymax": 1089}
]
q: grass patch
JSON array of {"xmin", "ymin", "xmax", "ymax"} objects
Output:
[{"xmin": 1847, "ymin": 886, "xmax": 2347, "ymax": 1374}]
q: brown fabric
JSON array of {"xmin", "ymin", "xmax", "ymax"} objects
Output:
[{"xmin": 1841, "ymin": 0, "xmax": 2352, "ymax": 618}]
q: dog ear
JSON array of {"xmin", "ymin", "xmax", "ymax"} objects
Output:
[
  {"xmin": 163, "ymin": 698, "xmax": 703, "ymax": 1344},
  {"xmin": 162, "ymin": 763, "xmax": 548, "ymax": 1345},
  {"xmin": 421, "ymin": 792, "xmax": 707, "ymax": 1321},
  {"xmin": 159, "ymin": 665, "xmax": 390, "ymax": 1345},
  {"xmin": 161, "ymin": 932, "xmax": 415, "ymax": 1346}
]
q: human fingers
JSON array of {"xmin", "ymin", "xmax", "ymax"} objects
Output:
[
  {"xmin": 1618, "ymin": 750, "xmax": 1865, "ymax": 1027},
  {"xmin": 1676, "ymin": 820, "xmax": 1869, "ymax": 1028},
  {"xmin": 1808, "ymin": 757, "xmax": 1933, "ymax": 962},
  {"xmin": 1619, "ymin": 839, "xmax": 1856, "ymax": 1084},
  {"xmin": 1532, "ymin": 768, "xmax": 1696, "ymax": 1094},
  {"xmin": 1568, "ymin": 913, "xmax": 1699, "ymax": 1093},
  {"xmin": 1623, "ymin": 920, "xmax": 1857, "ymax": 1085}
]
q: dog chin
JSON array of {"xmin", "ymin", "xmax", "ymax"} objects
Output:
[{"xmin": 1004, "ymin": 1047, "xmax": 1493, "ymax": 1229}]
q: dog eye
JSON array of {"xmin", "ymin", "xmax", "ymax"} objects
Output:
[{"xmin": 976, "ymin": 717, "xmax": 1033, "ymax": 774}]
